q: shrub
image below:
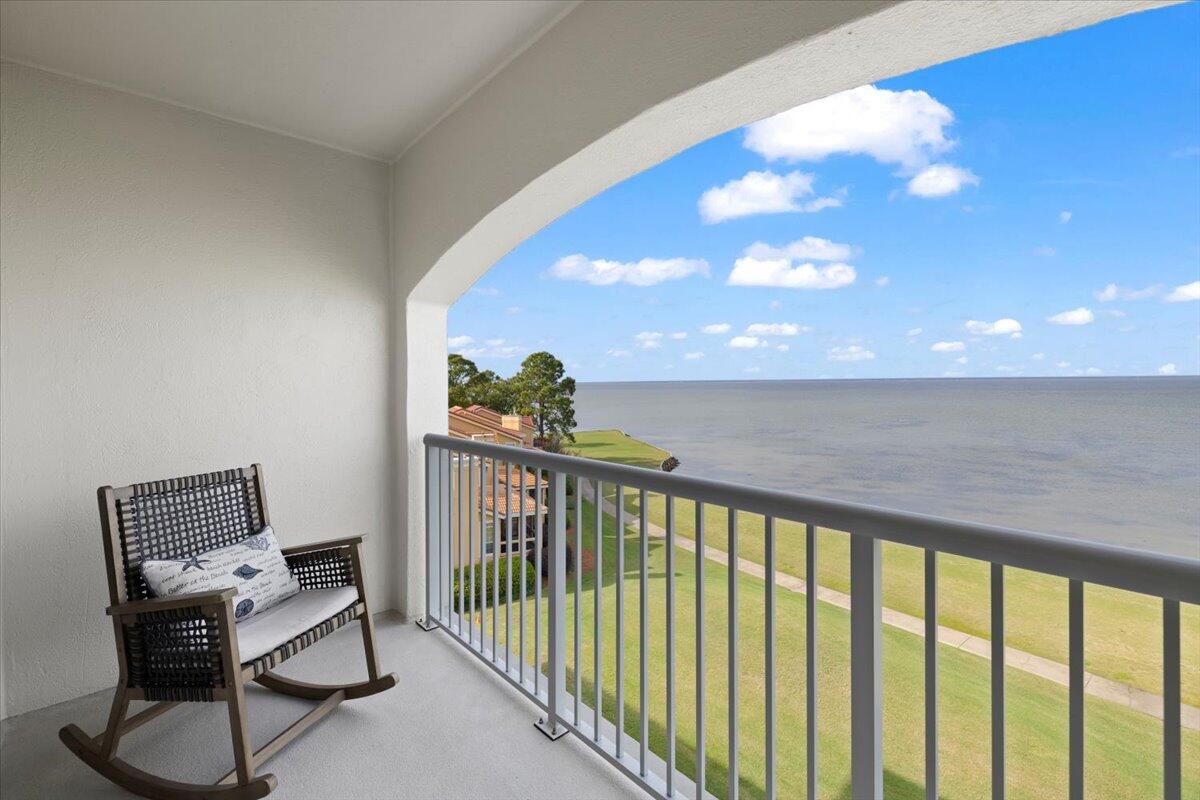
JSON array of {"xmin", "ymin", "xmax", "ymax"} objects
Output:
[
  {"xmin": 533, "ymin": 538, "xmax": 575, "ymax": 579},
  {"xmin": 452, "ymin": 553, "xmax": 537, "ymax": 612}
]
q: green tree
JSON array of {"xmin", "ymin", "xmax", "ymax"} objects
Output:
[
  {"xmin": 447, "ymin": 355, "xmax": 517, "ymax": 411},
  {"xmin": 510, "ymin": 351, "xmax": 577, "ymax": 445},
  {"xmin": 447, "ymin": 354, "xmax": 479, "ymax": 407}
]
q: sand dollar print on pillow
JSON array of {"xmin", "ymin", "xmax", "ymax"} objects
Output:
[{"xmin": 140, "ymin": 525, "xmax": 301, "ymax": 622}]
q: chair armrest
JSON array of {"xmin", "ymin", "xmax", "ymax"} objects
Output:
[
  {"xmin": 280, "ymin": 534, "xmax": 365, "ymax": 556},
  {"xmin": 106, "ymin": 588, "xmax": 236, "ymax": 617}
]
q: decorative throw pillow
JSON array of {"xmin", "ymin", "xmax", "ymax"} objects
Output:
[{"xmin": 140, "ymin": 525, "xmax": 301, "ymax": 622}]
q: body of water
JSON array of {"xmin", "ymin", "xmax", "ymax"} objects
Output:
[{"xmin": 573, "ymin": 377, "xmax": 1200, "ymax": 557}]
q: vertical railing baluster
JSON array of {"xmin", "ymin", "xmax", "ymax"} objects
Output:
[
  {"xmin": 925, "ymin": 549, "xmax": 938, "ymax": 800},
  {"xmin": 443, "ymin": 450, "xmax": 451, "ymax": 624},
  {"xmin": 666, "ymin": 496, "xmax": 676, "ymax": 796},
  {"xmin": 468, "ymin": 455, "xmax": 476, "ymax": 647},
  {"xmin": 492, "ymin": 457, "xmax": 500, "ymax": 659},
  {"xmin": 479, "ymin": 456, "xmax": 487, "ymax": 650},
  {"xmin": 991, "ymin": 563, "xmax": 1005, "ymax": 800},
  {"xmin": 850, "ymin": 533, "xmax": 882, "ymax": 800},
  {"xmin": 505, "ymin": 460, "xmax": 513, "ymax": 674},
  {"xmin": 535, "ymin": 468, "xmax": 543, "ymax": 695},
  {"xmin": 1069, "ymin": 579, "xmax": 1083, "ymax": 800},
  {"xmin": 806, "ymin": 523, "xmax": 817, "ymax": 800},
  {"xmin": 640, "ymin": 489, "xmax": 649, "ymax": 777},
  {"xmin": 728, "ymin": 508, "xmax": 739, "ymax": 800},
  {"xmin": 420, "ymin": 445, "xmax": 437, "ymax": 630},
  {"xmin": 457, "ymin": 452, "xmax": 465, "ymax": 636},
  {"xmin": 594, "ymin": 479, "xmax": 603, "ymax": 741},
  {"xmin": 1164, "ymin": 598, "xmax": 1181, "ymax": 800},
  {"xmin": 575, "ymin": 476, "xmax": 583, "ymax": 726},
  {"xmin": 764, "ymin": 516, "xmax": 776, "ymax": 800},
  {"xmin": 696, "ymin": 502, "xmax": 706, "ymax": 800},
  {"xmin": 519, "ymin": 466, "xmax": 527, "ymax": 684},
  {"xmin": 616, "ymin": 484, "xmax": 626, "ymax": 760},
  {"xmin": 536, "ymin": 469, "xmax": 568, "ymax": 741}
]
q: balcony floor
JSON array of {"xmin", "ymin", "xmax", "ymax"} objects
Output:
[{"xmin": 1, "ymin": 613, "xmax": 638, "ymax": 799}]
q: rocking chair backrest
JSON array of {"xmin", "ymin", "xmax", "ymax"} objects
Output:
[{"xmin": 97, "ymin": 465, "xmax": 271, "ymax": 604}]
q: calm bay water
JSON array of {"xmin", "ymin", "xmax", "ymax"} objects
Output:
[{"xmin": 574, "ymin": 377, "xmax": 1200, "ymax": 557}]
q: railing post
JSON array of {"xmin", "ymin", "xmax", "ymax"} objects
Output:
[
  {"xmin": 417, "ymin": 445, "xmax": 439, "ymax": 631},
  {"xmin": 536, "ymin": 469, "xmax": 567, "ymax": 740},
  {"xmin": 850, "ymin": 533, "xmax": 883, "ymax": 800}
]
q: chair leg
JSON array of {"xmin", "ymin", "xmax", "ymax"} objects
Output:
[
  {"xmin": 99, "ymin": 687, "xmax": 130, "ymax": 759},
  {"xmin": 359, "ymin": 611, "xmax": 382, "ymax": 682},
  {"xmin": 226, "ymin": 683, "xmax": 255, "ymax": 786}
]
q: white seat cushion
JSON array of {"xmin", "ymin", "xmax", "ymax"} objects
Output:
[{"xmin": 235, "ymin": 585, "xmax": 359, "ymax": 662}]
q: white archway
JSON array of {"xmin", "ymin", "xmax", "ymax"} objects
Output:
[{"xmin": 388, "ymin": 0, "xmax": 1165, "ymax": 614}]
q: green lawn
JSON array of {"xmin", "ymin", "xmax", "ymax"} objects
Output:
[
  {"xmin": 573, "ymin": 428, "xmax": 1200, "ymax": 706},
  {"xmin": 571, "ymin": 429, "xmax": 672, "ymax": 470},
  {"xmin": 471, "ymin": 498, "xmax": 1200, "ymax": 799}
]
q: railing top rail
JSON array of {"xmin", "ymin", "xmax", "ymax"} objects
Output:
[{"xmin": 425, "ymin": 433, "xmax": 1200, "ymax": 604}]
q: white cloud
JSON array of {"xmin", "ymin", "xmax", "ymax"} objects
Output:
[
  {"xmin": 1047, "ymin": 307, "xmax": 1095, "ymax": 325},
  {"xmin": 931, "ymin": 341, "xmax": 966, "ymax": 352},
  {"xmin": 683, "ymin": 351, "xmax": 705, "ymax": 360},
  {"xmin": 669, "ymin": 332, "xmax": 688, "ymax": 340},
  {"xmin": 729, "ymin": 336, "xmax": 767, "ymax": 349},
  {"xmin": 1056, "ymin": 361, "xmax": 1071, "ymax": 369},
  {"xmin": 875, "ymin": 276, "xmax": 891, "ymax": 287},
  {"xmin": 955, "ymin": 356, "xmax": 968, "ymax": 365},
  {"xmin": 698, "ymin": 170, "xmax": 841, "ymax": 223},
  {"xmin": 828, "ymin": 345, "xmax": 875, "ymax": 362},
  {"xmin": 1059, "ymin": 210, "xmax": 1072, "ymax": 224},
  {"xmin": 605, "ymin": 349, "xmax": 632, "ymax": 358},
  {"xmin": 1081, "ymin": 367, "xmax": 1103, "ymax": 376},
  {"xmin": 1094, "ymin": 283, "xmax": 1159, "ymax": 302},
  {"xmin": 1159, "ymin": 363, "xmax": 1178, "ymax": 375},
  {"xmin": 769, "ymin": 300, "xmax": 783, "ymax": 310},
  {"xmin": 906, "ymin": 327, "xmax": 923, "ymax": 337},
  {"xmin": 701, "ymin": 323, "xmax": 731, "ymax": 334},
  {"xmin": 1031, "ymin": 353, "xmax": 1046, "ymax": 361},
  {"xmin": 776, "ymin": 344, "xmax": 790, "ymax": 352},
  {"xmin": 634, "ymin": 331, "xmax": 664, "ymax": 349},
  {"xmin": 906, "ymin": 164, "xmax": 979, "ymax": 197},
  {"xmin": 729, "ymin": 253, "xmax": 856, "ymax": 290},
  {"xmin": 996, "ymin": 365, "xmax": 1018, "ymax": 373},
  {"xmin": 504, "ymin": 306, "xmax": 523, "ymax": 315},
  {"xmin": 447, "ymin": 335, "xmax": 474, "ymax": 348},
  {"xmin": 1165, "ymin": 281, "xmax": 1200, "ymax": 303},
  {"xmin": 459, "ymin": 342, "xmax": 527, "ymax": 359},
  {"xmin": 549, "ymin": 253, "xmax": 709, "ymax": 286},
  {"xmin": 965, "ymin": 318, "xmax": 1022, "ymax": 338},
  {"xmin": 745, "ymin": 85, "xmax": 955, "ymax": 171},
  {"xmin": 745, "ymin": 322, "xmax": 808, "ymax": 336},
  {"xmin": 745, "ymin": 237, "xmax": 855, "ymax": 262},
  {"xmin": 744, "ymin": 366, "xmax": 762, "ymax": 374}
]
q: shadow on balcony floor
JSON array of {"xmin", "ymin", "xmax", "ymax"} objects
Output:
[{"xmin": 0, "ymin": 613, "xmax": 638, "ymax": 799}]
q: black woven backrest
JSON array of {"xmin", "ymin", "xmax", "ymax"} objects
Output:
[{"xmin": 101, "ymin": 466, "xmax": 269, "ymax": 602}]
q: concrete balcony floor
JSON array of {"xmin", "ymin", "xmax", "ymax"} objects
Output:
[{"xmin": 1, "ymin": 614, "xmax": 637, "ymax": 799}]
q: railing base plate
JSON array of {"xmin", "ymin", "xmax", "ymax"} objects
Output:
[
  {"xmin": 415, "ymin": 617, "xmax": 438, "ymax": 632},
  {"xmin": 535, "ymin": 718, "xmax": 568, "ymax": 741}
]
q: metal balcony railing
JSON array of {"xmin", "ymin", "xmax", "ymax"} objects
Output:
[{"xmin": 419, "ymin": 433, "xmax": 1198, "ymax": 800}]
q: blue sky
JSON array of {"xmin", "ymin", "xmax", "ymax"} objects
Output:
[{"xmin": 449, "ymin": 4, "xmax": 1200, "ymax": 382}]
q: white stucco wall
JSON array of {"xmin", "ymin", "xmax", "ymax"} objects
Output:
[
  {"xmin": 390, "ymin": 0, "xmax": 1162, "ymax": 619},
  {"xmin": 0, "ymin": 63, "xmax": 393, "ymax": 718}
]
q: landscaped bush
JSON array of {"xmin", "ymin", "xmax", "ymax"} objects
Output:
[{"xmin": 452, "ymin": 553, "xmax": 537, "ymax": 612}]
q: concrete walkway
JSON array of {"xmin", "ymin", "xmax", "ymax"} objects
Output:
[{"xmin": 582, "ymin": 480, "xmax": 1200, "ymax": 732}]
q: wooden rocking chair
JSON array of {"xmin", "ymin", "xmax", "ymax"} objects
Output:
[{"xmin": 59, "ymin": 464, "xmax": 397, "ymax": 799}]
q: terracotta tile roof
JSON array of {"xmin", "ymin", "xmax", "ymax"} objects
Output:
[
  {"xmin": 497, "ymin": 467, "xmax": 548, "ymax": 487},
  {"xmin": 448, "ymin": 413, "xmax": 523, "ymax": 445},
  {"xmin": 482, "ymin": 489, "xmax": 544, "ymax": 517}
]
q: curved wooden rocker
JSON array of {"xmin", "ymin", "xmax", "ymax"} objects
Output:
[{"xmin": 59, "ymin": 465, "xmax": 396, "ymax": 799}]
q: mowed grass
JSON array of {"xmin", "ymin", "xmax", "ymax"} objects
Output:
[
  {"xmin": 470, "ymin": 500, "xmax": 1200, "ymax": 800},
  {"xmin": 575, "ymin": 428, "xmax": 1200, "ymax": 706},
  {"xmin": 572, "ymin": 429, "xmax": 672, "ymax": 470}
]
